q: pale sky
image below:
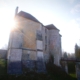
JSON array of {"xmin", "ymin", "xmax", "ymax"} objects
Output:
[{"xmin": 0, "ymin": 0, "xmax": 80, "ymax": 53}]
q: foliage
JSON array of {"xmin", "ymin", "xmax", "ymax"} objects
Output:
[
  {"xmin": 0, "ymin": 59, "xmax": 7, "ymax": 75},
  {"xmin": 62, "ymin": 52, "xmax": 68, "ymax": 58},
  {"xmin": 46, "ymin": 62, "xmax": 77, "ymax": 80},
  {"xmin": 62, "ymin": 51, "xmax": 75, "ymax": 58},
  {"xmin": 49, "ymin": 54, "xmax": 54, "ymax": 64},
  {"xmin": 69, "ymin": 73, "xmax": 76, "ymax": 78},
  {"xmin": 68, "ymin": 62, "xmax": 76, "ymax": 73}
]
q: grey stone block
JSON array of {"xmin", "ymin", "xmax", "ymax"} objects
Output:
[
  {"xmin": 36, "ymin": 60, "xmax": 46, "ymax": 73},
  {"xmin": 8, "ymin": 61, "xmax": 22, "ymax": 74},
  {"xmin": 22, "ymin": 60, "xmax": 46, "ymax": 73}
]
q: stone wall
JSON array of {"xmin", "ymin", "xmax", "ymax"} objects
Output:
[
  {"xmin": 7, "ymin": 16, "xmax": 46, "ymax": 74},
  {"xmin": 7, "ymin": 30, "xmax": 23, "ymax": 74},
  {"xmin": 8, "ymin": 16, "xmax": 43, "ymax": 61},
  {"xmin": 7, "ymin": 49, "xmax": 22, "ymax": 74},
  {"xmin": 22, "ymin": 50, "xmax": 37, "ymax": 60},
  {"xmin": 49, "ymin": 29, "xmax": 62, "ymax": 66},
  {"xmin": 7, "ymin": 14, "xmax": 62, "ymax": 74},
  {"xmin": 42, "ymin": 26, "xmax": 50, "ymax": 63},
  {"xmin": 16, "ymin": 16, "xmax": 42, "ymax": 50},
  {"xmin": 8, "ymin": 31, "xmax": 23, "ymax": 49}
]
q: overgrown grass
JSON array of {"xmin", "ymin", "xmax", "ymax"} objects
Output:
[
  {"xmin": 67, "ymin": 62, "xmax": 77, "ymax": 78},
  {"xmin": 0, "ymin": 59, "xmax": 7, "ymax": 75},
  {"xmin": 69, "ymin": 73, "xmax": 76, "ymax": 78},
  {"xmin": 46, "ymin": 62, "xmax": 77, "ymax": 80}
]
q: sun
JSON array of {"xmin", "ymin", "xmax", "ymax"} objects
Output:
[
  {"xmin": 0, "ymin": 8, "xmax": 16, "ymax": 31},
  {"xmin": 0, "ymin": 15, "xmax": 16, "ymax": 31},
  {"xmin": 6, "ymin": 19, "xmax": 16, "ymax": 31}
]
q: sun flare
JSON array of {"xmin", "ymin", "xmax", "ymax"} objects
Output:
[
  {"xmin": 0, "ymin": 7, "xmax": 16, "ymax": 31},
  {"xmin": 0, "ymin": 7, "xmax": 16, "ymax": 48},
  {"xmin": 0, "ymin": 15, "xmax": 16, "ymax": 31}
]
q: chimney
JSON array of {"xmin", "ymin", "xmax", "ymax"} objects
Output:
[{"xmin": 15, "ymin": 6, "xmax": 18, "ymax": 16}]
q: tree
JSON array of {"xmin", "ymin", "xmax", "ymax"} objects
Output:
[
  {"xmin": 62, "ymin": 52, "xmax": 68, "ymax": 58},
  {"xmin": 75, "ymin": 44, "xmax": 80, "ymax": 58}
]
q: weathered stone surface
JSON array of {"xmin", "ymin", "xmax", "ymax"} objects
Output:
[
  {"xmin": 7, "ymin": 49, "xmax": 22, "ymax": 74},
  {"xmin": 42, "ymin": 27, "xmax": 49, "ymax": 62},
  {"xmin": 76, "ymin": 62, "xmax": 80, "ymax": 80},
  {"xmin": 9, "ymin": 31, "xmax": 23, "ymax": 49},
  {"xmin": 22, "ymin": 60, "xmax": 46, "ymax": 73},
  {"xmin": 8, "ymin": 61, "xmax": 22, "ymax": 74},
  {"xmin": 22, "ymin": 50, "xmax": 37, "ymax": 60},
  {"xmin": 36, "ymin": 60, "xmax": 46, "ymax": 73},
  {"xmin": 37, "ymin": 51, "xmax": 43, "ymax": 59},
  {"xmin": 37, "ymin": 51, "xmax": 46, "ymax": 73},
  {"xmin": 16, "ymin": 16, "xmax": 42, "ymax": 49},
  {"xmin": 22, "ymin": 60, "xmax": 36, "ymax": 72},
  {"xmin": 49, "ymin": 29, "xmax": 62, "ymax": 66},
  {"xmin": 9, "ymin": 49, "xmax": 22, "ymax": 61},
  {"xmin": 44, "ymin": 54, "xmax": 49, "ymax": 63}
]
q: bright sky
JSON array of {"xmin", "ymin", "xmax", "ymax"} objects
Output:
[{"xmin": 0, "ymin": 0, "xmax": 80, "ymax": 53}]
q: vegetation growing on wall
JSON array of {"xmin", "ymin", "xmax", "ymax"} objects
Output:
[{"xmin": 49, "ymin": 53, "xmax": 54, "ymax": 64}]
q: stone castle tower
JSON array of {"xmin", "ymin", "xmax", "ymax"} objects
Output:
[{"xmin": 7, "ymin": 7, "xmax": 62, "ymax": 74}]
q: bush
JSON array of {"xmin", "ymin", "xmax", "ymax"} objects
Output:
[
  {"xmin": 46, "ymin": 62, "xmax": 77, "ymax": 80},
  {"xmin": 68, "ymin": 62, "xmax": 75, "ymax": 73}
]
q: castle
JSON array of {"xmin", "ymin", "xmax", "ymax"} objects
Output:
[{"xmin": 7, "ymin": 7, "xmax": 62, "ymax": 74}]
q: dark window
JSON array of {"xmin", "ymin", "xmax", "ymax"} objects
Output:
[
  {"xmin": 45, "ymin": 35, "xmax": 47, "ymax": 51},
  {"xmin": 45, "ymin": 28, "xmax": 47, "ymax": 33},
  {"xmin": 36, "ymin": 30, "xmax": 42, "ymax": 40},
  {"xmin": 45, "ymin": 44, "xmax": 47, "ymax": 51},
  {"xmin": 45, "ymin": 36, "xmax": 47, "ymax": 43}
]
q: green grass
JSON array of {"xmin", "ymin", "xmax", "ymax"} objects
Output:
[{"xmin": 69, "ymin": 73, "xmax": 76, "ymax": 78}]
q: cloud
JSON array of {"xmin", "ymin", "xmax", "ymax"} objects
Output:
[
  {"xmin": 67, "ymin": 0, "xmax": 75, "ymax": 4},
  {"xmin": 76, "ymin": 17, "xmax": 80, "ymax": 22},
  {"xmin": 71, "ymin": 4, "xmax": 80, "ymax": 14}
]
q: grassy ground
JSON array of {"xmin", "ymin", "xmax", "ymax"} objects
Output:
[
  {"xmin": 69, "ymin": 73, "xmax": 76, "ymax": 78},
  {"xmin": 0, "ymin": 59, "xmax": 77, "ymax": 80},
  {"xmin": 68, "ymin": 62, "xmax": 77, "ymax": 79},
  {"xmin": 46, "ymin": 62, "xmax": 77, "ymax": 80},
  {"xmin": 0, "ymin": 59, "xmax": 7, "ymax": 75}
]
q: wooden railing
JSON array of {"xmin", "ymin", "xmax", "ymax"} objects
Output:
[{"xmin": 61, "ymin": 58, "xmax": 80, "ymax": 62}]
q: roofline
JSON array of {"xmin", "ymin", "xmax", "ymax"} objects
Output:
[
  {"xmin": 59, "ymin": 34, "xmax": 62, "ymax": 37},
  {"xmin": 44, "ymin": 24, "xmax": 60, "ymax": 31},
  {"xmin": 17, "ymin": 11, "xmax": 42, "ymax": 24}
]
